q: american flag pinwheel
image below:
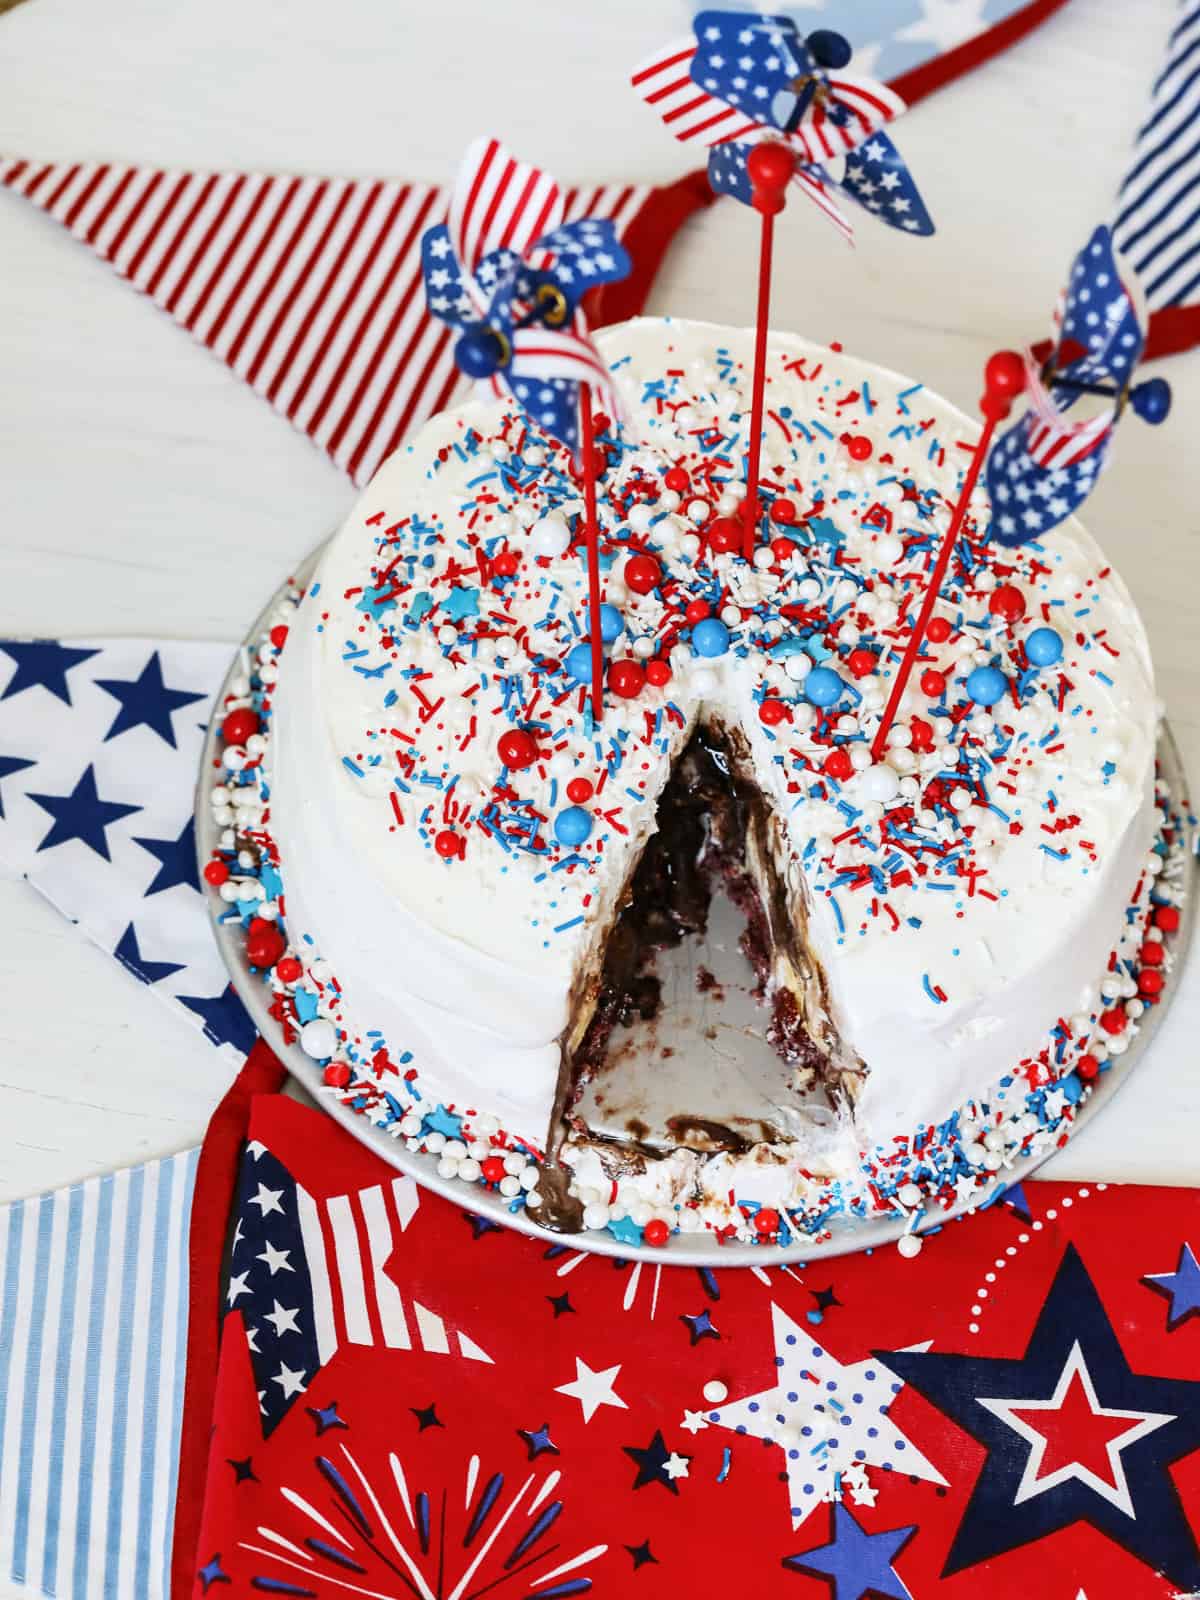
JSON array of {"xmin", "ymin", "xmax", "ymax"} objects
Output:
[
  {"xmin": 631, "ymin": 9, "xmax": 934, "ymax": 243},
  {"xmin": 987, "ymin": 225, "xmax": 1171, "ymax": 547},
  {"xmin": 420, "ymin": 137, "xmax": 630, "ymax": 454}
]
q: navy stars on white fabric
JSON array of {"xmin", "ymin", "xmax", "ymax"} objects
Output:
[{"xmin": 0, "ymin": 636, "xmax": 253, "ymax": 1073}]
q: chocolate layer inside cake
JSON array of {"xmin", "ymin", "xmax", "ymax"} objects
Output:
[{"xmin": 553, "ymin": 724, "xmax": 857, "ymax": 1168}]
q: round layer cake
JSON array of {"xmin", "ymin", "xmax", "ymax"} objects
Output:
[{"xmin": 254, "ymin": 316, "xmax": 1162, "ymax": 1240}]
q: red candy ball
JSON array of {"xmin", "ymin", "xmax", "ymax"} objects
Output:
[
  {"xmin": 754, "ymin": 1207, "xmax": 781, "ymax": 1236},
  {"xmin": 707, "ymin": 517, "xmax": 742, "ymax": 553},
  {"xmin": 685, "ymin": 599, "xmax": 711, "ymax": 624},
  {"xmin": 203, "ymin": 858, "xmax": 229, "ymax": 886},
  {"xmin": 269, "ymin": 625, "xmax": 289, "ymax": 650},
  {"xmin": 643, "ymin": 1218, "xmax": 670, "ymax": 1248},
  {"xmin": 1140, "ymin": 940, "xmax": 1164, "ymax": 966},
  {"xmin": 846, "ymin": 435, "xmax": 873, "ymax": 462},
  {"xmin": 246, "ymin": 926, "xmax": 285, "ymax": 969},
  {"xmin": 646, "ymin": 659, "xmax": 672, "ymax": 687},
  {"xmin": 566, "ymin": 778, "xmax": 593, "ymax": 804},
  {"xmin": 981, "ymin": 349, "xmax": 1026, "ymax": 419},
  {"xmin": 324, "ymin": 1061, "xmax": 351, "ymax": 1088},
  {"xmin": 1076, "ymin": 1054, "xmax": 1100, "ymax": 1082},
  {"xmin": 222, "ymin": 707, "xmax": 259, "ymax": 746},
  {"xmin": 927, "ymin": 616, "xmax": 953, "ymax": 644},
  {"xmin": 498, "ymin": 729, "xmax": 537, "ymax": 770},
  {"xmin": 824, "ymin": 747, "xmax": 853, "ymax": 781},
  {"xmin": 847, "ymin": 648, "xmax": 876, "ymax": 680},
  {"xmin": 1154, "ymin": 905, "xmax": 1180, "ymax": 934},
  {"xmin": 909, "ymin": 716, "xmax": 934, "ymax": 753},
  {"xmin": 435, "ymin": 829, "xmax": 461, "ymax": 859},
  {"xmin": 609, "ymin": 659, "xmax": 646, "ymax": 699},
  {"xmin": 481, "ymin": 1156, "xmax": 507, "ymax": 1185},
  {"xmin": 1139, "ymin": 968, "xmax": 1165, "ymax": 996},
  {"xmin": 746, "ymin": 141, "xmax": 794, "ymax": 212},
  {"xmin": 492, "ymin": 550, "xmax": 519, "ymax": 577},
  {"xmin": 771, "ymin": 498, "xmax": 797, "ymax": 525},
  {"xmin": 920, "ymin": 669, "xmax": 947, "ymax": 699},
  {"xmin": 624, "ymin": 554, "xmax": 662, "ymax": 595},
  {"xmin": 276, "ymin": 956, "xmax": 303, "ymax": 984},
  {"xmin": 771, "ymin": 537, "xmax": 796, "ymax": 562},
  {"xmin": 759, "ymin": 697, "xmax": 789, "ymax": 726},
  {"xmin": 989, "ymin": 584, "xmax": 1026, "ymax": 623},
  {"xmin": 1099, "ymin": 1007, "xmax": 1127, "ymax": 1036},
  {"xmin": 664, "ymin": 466, "xmax": 690, "ymax": 494}
]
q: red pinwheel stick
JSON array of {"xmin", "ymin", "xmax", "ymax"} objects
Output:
[
  {"xmin": 743, "ymin": 143, "xmax": 795, "ymax": 563},
  {"xmin": 580, "ymin": 383, "xmax": 604, "ymax": 724},
  {"xmin": 869, "ymin": 350, "xmax": 1026, "ymax": 764}
]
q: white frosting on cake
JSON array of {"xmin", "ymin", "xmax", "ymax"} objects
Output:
[{"xmin": 269, "ymin": 317, "xmax": 1157, "ymax": 1167}]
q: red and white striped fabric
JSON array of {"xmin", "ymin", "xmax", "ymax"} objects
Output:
[
  {"xmin": 1023, "ymin": 353, "xmax": 1115, "ymax": 469},
  {"xmin": 294, "ymin": 1173, "xmax": 494, "ymax": 1366},
  {"xmin": 448, "ymin": 135, "xmax": 563, "ymax": 286},
  {"xmin": 0, "ymin": 155, "xmax": 677, "ymax": 486},
  {"xmin": 631, "ymin": 38, "xmax": 903, "ymax": 165}
]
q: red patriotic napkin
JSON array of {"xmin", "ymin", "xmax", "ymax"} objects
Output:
[{"xmin": 178, "ymin": 1047, "xmax": 1200, "ymax": 1600}]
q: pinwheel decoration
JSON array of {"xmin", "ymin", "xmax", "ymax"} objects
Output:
[
  {"xmin": 420, "ymin": 136, "xmax": 630, "ymax": 456},
  {"xmin": 632, "ymin": 10, "xmax": 934, "ymax": 243},
  {"xmin": 986, "ymin": 224, "xmax": 1171, "ymax": 547},
  {"xmin": 421, "ymin": 137, "xmax": 633, "ymax": 723},
  {"xmin": 632, "ymin": 12, "xmax": 934, "ymax": 561}
]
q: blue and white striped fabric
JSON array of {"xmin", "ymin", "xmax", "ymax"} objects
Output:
[
  {"xmin": 0, "ymin": 1148, "xmax": 198, "ymax": 1600},
  {"xmin": 1113, "ymin": 1, "xmax": 1200, "ymax": 311}
]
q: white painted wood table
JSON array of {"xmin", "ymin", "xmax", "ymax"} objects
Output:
[{"xmin": 0, "ymin": 0, "xmax": 1196, "ymax": 1221}]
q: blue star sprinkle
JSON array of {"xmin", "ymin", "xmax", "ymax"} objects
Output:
[
  {"xmin": 424, "ymin": 1104, "xmax": 464, "ymax": 1139},
  {"xmin": 114, "ymin": 922, "xmax": 185, "ymax": 987},
  {"xmin": 441, "ymin": 586, "xmax": 480, "ymax": 623},
  {"xmin": 133, "ymin": 815, "xmax": 202, "ymax": 896},
  {"xmin": 1143, "ymin": 1243, "xmax": 1200, "ymax": 1331},
  {"xmin": 0, "ymin": 754, "xmax": 35, "ymax": 819},
  {"xmin": 0, "ymin": 641, "xmax": 99, "ymax": 705},
  {"xmin": 464, "ymin": 1212, "xmax": 502, "ymax": 1240},
  {"xmin": 95, "ymin": 651, "xmax": 206, "ymax": 746},
  {"xmin": 783, "ymin": 1504, "xmax": 916, "ymax": 1599},
  {"xmin": 607, "ymin": 1215, "xmax": 644, "ymax": 1247},
  {"xmin": 28, "ymin": 764, "xmax": 141, "ymax": 860},
  {"xmin": 179, "ymin": 984, "xmax": 257, "ymax": 1054}
]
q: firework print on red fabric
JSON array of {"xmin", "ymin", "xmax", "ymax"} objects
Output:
[{"xmin": 187, "ymin": 1092, "xmax": 1200, "ymax": 1600}]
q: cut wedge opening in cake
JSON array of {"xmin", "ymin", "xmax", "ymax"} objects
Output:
[{"xmin": 555, "ymin": 725, "xmax": 864, "ymax": 1170}]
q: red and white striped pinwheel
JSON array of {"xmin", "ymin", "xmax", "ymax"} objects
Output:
[
  {"xmin": 421, "ymin": 138, "xmax": 629, "ymax": 453},
  {"xmin": 632, "ymin": 10, "xmax": 933, "ymax": 243}
]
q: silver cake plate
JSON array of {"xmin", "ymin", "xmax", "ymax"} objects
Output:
[{"xmin": 198, "ymin": 552, "xmax": 1198, "ymax": 1268}]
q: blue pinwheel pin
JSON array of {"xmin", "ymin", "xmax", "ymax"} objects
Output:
[
  {"xmin": 987, "ymin": 224, "xmax": 1171, "ymax": 546},
  {"xmin": 632, "ymin": 10, "xmax": 934, "ymax": 241},
  {"xmin": 420, "ymin": 137, "xmax": 629, "ymax": 453}
]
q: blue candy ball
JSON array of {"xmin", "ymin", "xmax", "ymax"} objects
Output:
[
  {"xmin": 1025, "ymin": 626, "xmax": 1064, "ymax": 668},
  {"xmin": 1130, "ymin": 376, "xmax": 1171, "ymax": 425},
  {"xmin": 455, "ymin": 325, "xmax": 507, "ymax": 379},
  {"xmin": 966, "ymin": 664, "xmax": 1008, "ymax": 706},
  {"xmin": 804, "ymin": 666, "xmax": 843, "ymax": 707},
  {"xmin": 565, "ymin": 642, "xmax": 595, "ymax": 684},
  {"xmin": 554, "ymin": 805, "xmax": 593, "ymax": 847},
  {"xmin": 598, "ymin": 603, "xmax": 624, "ymax": 643},
  {"xmin": 692, "ymin": 618, "xmax": 731, "ymax": 658}
]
